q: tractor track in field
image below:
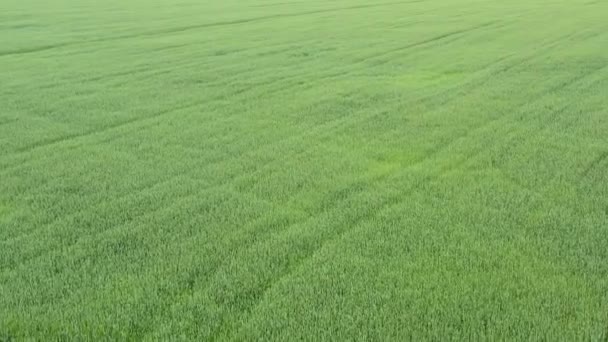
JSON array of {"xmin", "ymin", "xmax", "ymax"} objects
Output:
[
  {"xmin": 582, "ymin": 151, "xmax": 608, "ymax": 177},
  {"xmin": 359, "ymin": 20, "xmax": 505, "ymax": 66},
  {"xmin": 0, "ymin": 43, "xmax": 73, "ymax": 57}
]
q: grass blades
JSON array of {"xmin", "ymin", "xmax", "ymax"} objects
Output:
[{"xmin": 1, "ymin": 0, "xmax": 607, "ymax": 339}]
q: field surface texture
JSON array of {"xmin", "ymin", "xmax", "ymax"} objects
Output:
[{"xmin": 1, "ymin": 0, "xmax": 608, "ymax": 340}]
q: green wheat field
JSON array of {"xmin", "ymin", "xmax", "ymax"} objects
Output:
[{"xmin": 1, "ymin": 0, "xmax": 607, "ymax": 340}]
